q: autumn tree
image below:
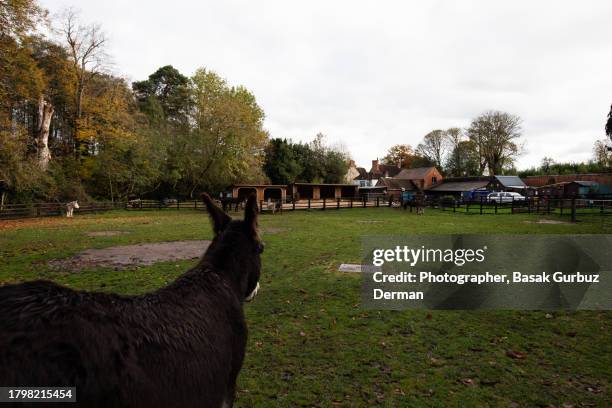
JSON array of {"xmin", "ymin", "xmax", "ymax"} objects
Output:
[
  {"xmin": 0, "ymin": 0, "xmax": 46, "ymax": 39},
  {"xmin": 382, "ymin": 144, "xmax": 416, "ymax": 168},
  {"xmin": 184, "ymin": 68, "xmax": 268, "ymax": 196},
  {"xmin": 59, "ymin": 7, "xmax": 107, "ymax": 157}
]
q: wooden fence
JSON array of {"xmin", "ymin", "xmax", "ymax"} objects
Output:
[
  {"xmin": 0, "ymin": 201, "xmax": 123, "ymax": 220},
  {"xmin": 260, "ymin": 196, "xmax": 395, "ymax": 213},
  {"xmin": 436, "ymin": 196, "xmax": 612, "ymax": 222},
  {"xmin": 1, "ymin": 196, "xmax": 610, "ymax": 222}
]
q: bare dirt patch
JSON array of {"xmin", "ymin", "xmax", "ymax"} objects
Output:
[
  {"xmin": 48, "ymin": 240, "xmax": 210, "ymax": 272},
  {"xmin": 84, "ymin": 231, "xmax": 130, "ymax": 237}
]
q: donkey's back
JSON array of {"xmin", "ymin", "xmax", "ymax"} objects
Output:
[
  {"xmin": 0, "ymin": 194, "xmax": 262, "ymax": 407},
  {"xmin": 0, "ymin": 277, "xmax": 245, "ymax": 408}
]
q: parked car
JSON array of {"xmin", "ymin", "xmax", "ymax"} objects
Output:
[{"xmin": 487, "ymin": 191, "xmax": 526, "ymax": 204}]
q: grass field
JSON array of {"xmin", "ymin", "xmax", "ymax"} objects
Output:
[{"xmin": 0, "ymin": 209, "xmax": 610, "ymax": 407}]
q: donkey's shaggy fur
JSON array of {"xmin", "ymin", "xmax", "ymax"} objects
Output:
[{"xmin": 0, "ymin": 194, "xmax": 262, "ymax": 408}]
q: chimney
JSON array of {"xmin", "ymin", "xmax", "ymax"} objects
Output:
[{"xmin": 371, "ymin": 159, "xmax": 379, "ymax": 173}]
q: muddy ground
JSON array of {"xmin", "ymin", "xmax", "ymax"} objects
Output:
[{"xmin": 49, "ymin": 240, "xmax": 211, "ymax": 272}]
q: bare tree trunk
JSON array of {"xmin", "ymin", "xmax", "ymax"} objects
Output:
[
  {"xmin": 109, "ymin": 179, "xmax": 114, "ymax": 203},
  {"xmin": 36, "ymin": 96, "xmax": 54, "ymax": 170}
]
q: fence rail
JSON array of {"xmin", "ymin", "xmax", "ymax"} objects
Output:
[
  {"xmin": 0, "ymin": 201, "xmax": 124, "ymax": 220},
  {"xmin": 1, "ymin": 196, "xmax": 610, "ymax": 222},
  {"xmin": 436, "ymin": 196, "xmax": 612, "ymax": 221}
]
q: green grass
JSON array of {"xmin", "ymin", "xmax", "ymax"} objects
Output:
[{"xmin": 1, "ymin": 209, "xmax": 610, "ymax": 407}]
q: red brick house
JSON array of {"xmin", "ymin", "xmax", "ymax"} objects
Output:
[{"xmin": 394, "ymin": 167, "xmax": 443, "ymax": 190}]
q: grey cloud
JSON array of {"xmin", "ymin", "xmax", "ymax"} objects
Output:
[{"xmin": 41, "ymin": 0, "xmax": 612, "ymax": 169}]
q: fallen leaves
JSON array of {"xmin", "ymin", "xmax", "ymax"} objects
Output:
[
  {"xmin": 459, "ymin": 378, "xmax": 475, "ymax": 386},
  {"xmin": 506, "ymin": 350, "xmax": 527, "ymax": 359}
]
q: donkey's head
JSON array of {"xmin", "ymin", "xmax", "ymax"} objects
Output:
[{"xmin": 201, "ymin": 193, "xmax": 262, "ymax": 303}]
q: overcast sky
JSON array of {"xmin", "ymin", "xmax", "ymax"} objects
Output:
[{"xmin": 41, "ymin": 0, "xmax": 612, "ymax": 169}]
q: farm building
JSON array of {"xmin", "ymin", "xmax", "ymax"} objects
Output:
[
  {"xmin": 426, "ymin": 177, "xmax": 491, "ymax": 198},
  {"xmin": 292, "ymin": 183, "xmax": 359, "ymax": 200},
  {"xmin": 523, "ymin": 173, "xmax": 612, "ymax": 187},
  {"xmin": 395, "ymin": 167, "xmax": 443, "ymax": 190},
  {"xmin": 375, "ymin": 178, "xmax": 420, "ymax": 199},
  {"xmin": 232, "ymin": 184, "xmax": 289, "ymax": 202},
  {"xmin": 357, "ymin": 186, "xmax": 388, "ymax": 199},
  {"xmin": 353, "ymin": 159, "xmax": 403, "ymax": 187},
  {"xmin": 344, "ymin": 160, "xmax": 363, "ymax": 185},
  {"xmin": 426, "ymin": 175, "xmax": 528, "ymax": 198},
  {"xmin": 536, "ymin": 180, "xmax": 609, "ymax": 198},
  {"xmin": 231, "ymin": 183, "xmax": 359, "ymax": 202},
  {"xmin": 493, "ymin": 175, "xmax": 528, "ymax": 193}
]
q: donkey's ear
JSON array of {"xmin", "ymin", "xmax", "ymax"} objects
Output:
[
  {"xmin": 202, "ymin": 193, "xmax": 231, "ymax": 235},
  {"xmin": 244, "ymin": 194, "xmax": 258, "ymax": 235}
]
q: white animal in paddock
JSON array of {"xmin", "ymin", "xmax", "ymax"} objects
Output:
[
  {"xmin": 66, "ymin": 200, "xmax": 79, "ymax": 218},
  {"xmin": 265, "ymin": 198, "xmax": 277, "ymax": 214}
]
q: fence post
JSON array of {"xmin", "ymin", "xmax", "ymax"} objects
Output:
[
  {"xmin": 292, "ymin": 200, "xmax": 295, "ymax": 211},
  {"xmin": 259, "ymin": 200, "xmax": 263, "ymax": 213},
  {"xmin": 363, "ymin": 197, "xmax": 366, "ymax": 208},
  {"xmin": 480, "ymin": 197, "xmax": 483, "ymax": 215},
  {"xmin": 337, "ymin": 198, "xmax": 340, "ymax": 209},
  {"xmin": 571, "ymin": 198, "xmax": 576, "ymax": 222},
  {"xmin": 453, "ymin": 200, "xmax": 456, "ymax": 213},
  {"xmin": 308, "ymin": 199, "xmax": 311, "ymax": 209},
  {"xmin": 527, "ymin": 197, "xmax": 531, "ymax": 213},
  {"xmin": 495, "ymin": 200, "xmax": 498, "ymax": 214},
  {"xmin": 350, "ymin": 197, "xmax": 353, "ymax": 208},
  {"xmin": 177, "ymin": 200, "xmax": 180, "ymax": 210},
  {"xmin": 322, "ymin": 198, "xmax": 326, "ymax": 210},
  {"xmin": 547, "ymin": 198, "xmax": 551, "ymax": 214},
  {"xmin": 511, "ymin": 196, "xmax": 514, "ymax": 214},
  {"xmin": 376, "ymin": 197, "xmax": 379, "ymax": 207},
  {"xmin": 560, "ymin": 199, "xmax": 563, "ymax": 216}
]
